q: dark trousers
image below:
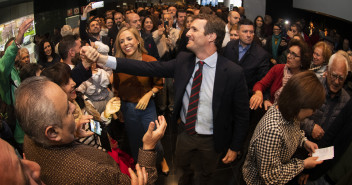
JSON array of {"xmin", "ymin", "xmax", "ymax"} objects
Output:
[{"xmin": 176, "ymin": 130, "xmax": 221, "ymax": 185}]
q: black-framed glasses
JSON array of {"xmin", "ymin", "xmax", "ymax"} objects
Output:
[
  {"xmin": 288, "ymin": 50, "xmax": 301, "ymax": 58},
  {"xmin": 329, "ymin": 72, "xmax": 345, "ymax": 82}
]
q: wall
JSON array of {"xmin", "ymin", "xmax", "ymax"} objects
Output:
[
  {"xmin": 0, "ymin": 1, "xmax": 33, "ymax": 24},
  {"xmin": 243, "ymin": 0, "xmax": 265, "ymax": 22},
  {"xmin": 293, "ymin": 0, "xmax": 352, "ymax": 22}
]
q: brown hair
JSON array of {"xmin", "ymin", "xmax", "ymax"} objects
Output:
[
  {"xmin": 278, "ymin": 71, "xmax": 325, "ymax": 121},
  {"xmin": 114, "ymin": 27, "xmax": 147, "ymax": 58},
  {"xmin": 313, "ymin": 41, "xmax": 333, "ymax": 66},
  {"xmin": 192, "ymin": 14, "xmax": 226, "ymax": 50},
  {"xmin": 288, "ymin": 39, "xmax": 312, "ymax": 70},
  {"xmin": 40, "ymin": 62, "xmax": 71, "ymax": 87}
]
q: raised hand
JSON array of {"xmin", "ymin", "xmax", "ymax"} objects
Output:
[
  {"xmin": 142, "ymin": 116, "xmax": 167, "ymax": 150},
  {"xmin": 104, "ymin": 97, "xmax": 121, "ymax": 118}
]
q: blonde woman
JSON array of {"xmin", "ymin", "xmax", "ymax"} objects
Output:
[{"xmin": 114, "ymin": 27, "xmax": 169, "ymax": 175}]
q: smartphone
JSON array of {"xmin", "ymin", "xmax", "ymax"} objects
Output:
[
  {"xmin": 89, "ymin": 119, "xmax": 102, "ymax": 135},
  {"xmin": 92, "ymin": 1, "xmax": 104, "ymax": 9},
  {"xmin": 164, "ymin": 20, "xmax": 169, "ymax": 29}
]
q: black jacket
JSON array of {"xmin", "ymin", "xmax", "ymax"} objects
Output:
[
  {"xmin": 112, "ymin": 52, "xmax": 249, "ymax": 152},
  {"xmin": 223, "ymin": 40, "xmax": 271, "ymax": 95}
]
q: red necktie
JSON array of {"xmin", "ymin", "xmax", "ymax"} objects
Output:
[{"xmin": 185, "ymin": 61, "xmax": 204, "ymax": 135}]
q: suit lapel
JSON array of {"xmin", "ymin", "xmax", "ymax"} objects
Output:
[
  {"xmin": 175, "ymin": 53, "xmax": 196, "ymax": 111},
  {"xmin": 212, "ymin": 55, "xmax": 228, "ymax": 121}
]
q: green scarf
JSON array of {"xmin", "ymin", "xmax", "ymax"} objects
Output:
[{"xmin": 272, "ymin": 34, "xmax": 282, "ymax": 59}]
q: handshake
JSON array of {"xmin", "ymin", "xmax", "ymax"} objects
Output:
[{"xmin": 80, "ymin": 46, "xmax": 109, "ymax": 66}]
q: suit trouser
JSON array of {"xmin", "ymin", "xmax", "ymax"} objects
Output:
[{"xmin": 176, "ymin": 129, "xmax": 221, "ymax": 185}]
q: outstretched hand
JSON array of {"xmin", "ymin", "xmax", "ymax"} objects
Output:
[{"xmin": 142, "ymin": 116, "xmax": 167, "ymax": 150}]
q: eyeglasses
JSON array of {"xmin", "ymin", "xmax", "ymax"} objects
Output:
[
  {"xmin": 287, "ymin": 50, "xmax": 301, "ymax": 58},
  {"xmin": 329, "ymin": 72, "xmax": 345, "ymax": 82}
]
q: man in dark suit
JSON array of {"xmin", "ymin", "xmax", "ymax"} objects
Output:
[
  {"xmin": 108, "ymin": 11, "xmax": 124, "ymax": 45},
  {"xmin": 82, "ymin": 14, "xmax": 249, "ymax": 185},
  {"xmin": 223, "ymin": 19, "xmax": 271, "ymax": 96}
]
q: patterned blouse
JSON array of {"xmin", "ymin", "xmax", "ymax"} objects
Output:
[{"xmin": 243, "ymin": 105, "xmax": 307, "ymax": 185}]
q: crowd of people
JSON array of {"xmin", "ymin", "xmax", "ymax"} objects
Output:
[{"xmin": 1, "ymin": 2, "xmax": 352, "ymax": 185}]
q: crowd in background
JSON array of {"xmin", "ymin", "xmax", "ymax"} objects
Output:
[{"xmin": 1, "ymin": 2, "xmax": 352, "ymax": 185}]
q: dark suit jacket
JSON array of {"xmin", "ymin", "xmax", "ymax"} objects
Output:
[
  {"xmin": 223, "ymin": 40, "xmax": 271, "ymax": 95},
  {"xmin": 141, "ymin": 31, "xmax": 160, "ymax": 60},
  {"xmin": 113, "ymin": 52, "xmax": 249, "ymax": 152},
  {"xmin": 108, "ymin": 24, "xmax": 119, "ymax": 44},
  {"xmin": 79, "ymin": 19, "xmax": 111, "ymax": 50}
]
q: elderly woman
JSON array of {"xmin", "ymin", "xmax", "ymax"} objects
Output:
[
  {"xmin": 37, "ymin": 39, "xmax": 61, "ymax": 68},
  {"xmin": 41, "ymin": 63, "xmax": 120, "ymax": 151},
  {"xmin": 243, "ymin": 71, "xmax": 325, "ymax": 185},
  {"xmin": 250, "ymin": 39, "xmax": 312, "ymax": 110},
  {"xmin": 113, "ymin": 27, "xmax": 169, "ymax": 174},
  {"xmin": 309, "ymin": 41, "xmax": 333, "ymax": 79}
]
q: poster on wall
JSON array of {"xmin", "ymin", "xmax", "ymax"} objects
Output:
[{"xmin": 0, "ymin": 14, "xmax": 36, "ymax": 51}]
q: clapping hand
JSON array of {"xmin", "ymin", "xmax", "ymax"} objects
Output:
[
  {"xmin": 104, "ymin": 97, "xmax": 121, "ymax": 118},
  {"xmin": 142, "ymin": 116, "xmax": 167, "ymax": 150}
]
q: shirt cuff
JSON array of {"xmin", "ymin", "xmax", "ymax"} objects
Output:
[
  {"xmin": 106, "ymin": 56, "xmax": 117, "ymax": 70},
  {"xmin": 81, "ymin": 16, "xmax": 87, "ymax": 21}
]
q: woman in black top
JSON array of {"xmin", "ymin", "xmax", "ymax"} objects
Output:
[{"xmin": 37, "ymin": 39, "xmax": 61, "ymax": 68}]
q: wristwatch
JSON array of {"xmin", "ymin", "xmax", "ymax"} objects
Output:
[{"xmin": 151, "ymin": 90, "xmax": 156, "ymax": 98}]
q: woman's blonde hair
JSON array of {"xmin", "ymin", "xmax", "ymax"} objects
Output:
[{"xmin": 114, "ymin": 27, "xmax": 147, "ymax": 58}]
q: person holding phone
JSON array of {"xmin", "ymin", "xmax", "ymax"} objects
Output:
[
  {"xmin": 16, "ymin": 76, "xmax": 167, "ymax": 185},
  {"xmin": 41, "ymin": 62, "xmax": 120, "ymax": 151},
  {"xmin": 152, "ymin": 12, "xmax": 180, "ymax": 60}
]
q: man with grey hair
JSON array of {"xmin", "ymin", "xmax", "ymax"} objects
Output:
[
  {"xmin": 16, "ymin": 76, "xmax": 167, "ymax": 185},
  {"xmin": 301, "ymin": 52, "xmax": 350, "ymax": 141}
]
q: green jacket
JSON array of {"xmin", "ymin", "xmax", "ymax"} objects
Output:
[{"xmin": 0, "ymin": 42, "xmax": 24, "ymax": 143}]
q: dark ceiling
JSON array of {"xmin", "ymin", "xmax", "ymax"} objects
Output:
[{"xmin": 0, "ymin": 0, "xmax": 31, "ymax": 8}]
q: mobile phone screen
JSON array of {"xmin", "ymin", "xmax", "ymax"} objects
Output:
[
  {"xmin": 92, "ymin": 1, "xmax": 104, "ymax": 9},
  {"xmin": 89, "ymin": 119, "xmax": 102, "ymax": 135}
]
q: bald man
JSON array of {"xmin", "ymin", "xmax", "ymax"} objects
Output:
[{"xmin": 222, "ymin": 11, "xmax": 241, "ymax": 47}]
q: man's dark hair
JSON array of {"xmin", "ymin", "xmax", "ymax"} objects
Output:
[
  {"xmin": 238, "ymin": 18, "xmax": 254, "ymax": 28},
  {"xmin": 41, "ymin": 62, "xmax": 71, "ymax": 87},
  {"xmin": 58, "ymin": 35, "xmax": 78, "ymax": 60},
  {"xmin": 176, "ymin": 9, "xmax": 186, "ymax": 18},
  {"xmin": 15, "ymin": 76, "xmax": 61, "ymax": 145},
  {"xmin": 278, "ymin": 71, "xmax": 325, "ymax": 121},
  {"xmin": 193, "ymin": 14, "xmax": 226, "ymax": 50},
  {"xmin": 288, "ymin": 39, "xmax": 312, "ymax": 70},
  {"xmin": 19, "ymin": 63, "xmax": 43, "ymax": 81}
]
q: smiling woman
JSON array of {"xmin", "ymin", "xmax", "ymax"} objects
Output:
[{"xmin": 113, "ymin": 27, "xmax": 168, "ymax": 172}]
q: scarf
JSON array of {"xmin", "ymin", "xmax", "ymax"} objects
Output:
[
  {"xmin": 274, "ymin": 65, "xmax": 293, "ymax": 102},
  {"xmin": 272, "ymin": 34, "xmax": 282, "ymax": 59}
]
